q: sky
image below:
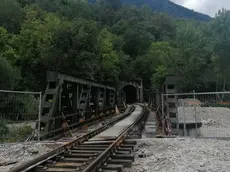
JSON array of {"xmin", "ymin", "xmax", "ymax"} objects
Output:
[{"xmin": 170, "ymin": 0, "xmax": 230, "ymax": 17}]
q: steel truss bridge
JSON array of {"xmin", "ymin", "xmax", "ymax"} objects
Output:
[{"xmin": 38, "ymin": 71, "xmax": 143, "ymax": 140}]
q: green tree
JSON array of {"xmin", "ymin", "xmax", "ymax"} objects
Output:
[
  {"xmin": 133, "ymin": 41, "xmax": 178, "ymax": 88},
  {"xmin": 96, "ymin": 28, "xmax": 120, "ymax": 84},
  {"xmin": 173, "ymin": 21, "xmax": 214, "ymax": 91},
  {"xmin": 151, "ymin": 65, "xmax": 168, "ymax": 91},
  {"xmin": 1, "ymin": 0, "xmax": 230, "ymax": 95},
  {"xmin": 0, "ymin": 58, "xmax": 20, "ymax": 90},
  {"xmin": 12, "ymin": 5, "xmax": 61, "ymax": 90},
  {"xmin": 123, "ymin": 26, "xmax": 155, "ymax": 57},
  {"xmin": 210, "ymin": 9, "xmax": 230, "ymax": 91},
  {"xmin": 58, "ymin": 0, "xmax": 93, "ymax": 20},
  {"xmin": 0, "ymin": 27, "xmax": 17, "ymax": 61},
  {"xmin": 0, "ymin": 27, "xmax": 20, "ymax": 89},
  {"xmin": 0, "ymin": 0, "xmax": 22, "ymax": 33},
  {"xmin": 44, "ymin": 18, "xmax": 99, "ymax": 80}
]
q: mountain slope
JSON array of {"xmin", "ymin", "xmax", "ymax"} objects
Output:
[
  {"xmin": 89, "ymin": 0, "xmax": 212, "ymax": 21},
  {"xmin": 122, "ymin": 0, "xmax": 211, "ymax": 21}
]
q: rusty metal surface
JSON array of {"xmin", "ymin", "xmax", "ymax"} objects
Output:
[{"xmin": 54, "ymin": 162, "xmax": 84, "ymax": 167}]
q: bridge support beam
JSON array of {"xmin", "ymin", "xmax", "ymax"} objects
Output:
[{"xmin": 38, "ymin": 71, "xmax": 116, "ymax": 140}]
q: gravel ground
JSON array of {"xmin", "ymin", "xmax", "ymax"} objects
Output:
[
  {"xmin": 0, "ymin": 142, "xmax": 53, "ymax": 172},
  {"xmin": 178, "ymin": 106, "xmax": 230, "ymax": 137},
  {"xmin": 126, "ymin": 138, "xmax": 230, "ymax": 172},
  {"xmin": 0, "ymin": 113, "xmax": 123, "ymax": 172},
  {"xmin": 6, "ymin": 121, "xmax": 36, "ymax": 130}
]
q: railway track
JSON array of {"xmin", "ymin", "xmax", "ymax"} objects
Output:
[
  {"xmin": 46, "ymin": 108, "xmax": 128, "ymax": 145},
  {"xmin": 42, "ymin": 106, "xmax": 126, "ymax": 141},
  {"xmin": 9, "ymin": 104, "xmax": 148, "ymax": 172}
]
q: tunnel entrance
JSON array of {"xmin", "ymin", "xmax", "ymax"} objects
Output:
[{"xmin": 123, "ymin": 85, "xmax": 137, "ymax": 104}]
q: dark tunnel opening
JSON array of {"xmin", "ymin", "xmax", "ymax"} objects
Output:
[{"xmin": 123, "ymin": 85, "xmax": 137, "ymax": 104}]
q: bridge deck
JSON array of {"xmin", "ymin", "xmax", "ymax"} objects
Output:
[{"xmin": 89, "ymin": 105, "xmax": 143, "ymax": 140}]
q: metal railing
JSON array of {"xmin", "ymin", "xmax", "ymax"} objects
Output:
[
  {"xmin": 162, "ymin": 91, "xmax": 230, "ymax": 138},
  {"xmin": 0, "ymin": 90, "xmax": 42, "ymax": 143}
]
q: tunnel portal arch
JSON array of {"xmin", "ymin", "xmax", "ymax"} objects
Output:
[
  {"xmin": 122, "ymin": 84, "xmax": 138, "ymax": 104},
  {"xmin": 117, "ymin": 79, "xmax": 143, "ymax": 106}
]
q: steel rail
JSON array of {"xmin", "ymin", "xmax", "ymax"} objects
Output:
[
  {"xmin": 0, "ymin": 90, "xmax": 41, "ymax": 94},
  {"xmin": 49, "ymin": 107, "xmax": 125, "ymax": 141},
  {"xmin": 82, "ymin": 105, "xmax": 148, "ymax": 172},
  {"xmin": 40, "ymin": 110, "xmax": 118, "ymax": 140},
  {"xmin": 8, "ymin": 106, "xmax": 135, "ymax": 172}
]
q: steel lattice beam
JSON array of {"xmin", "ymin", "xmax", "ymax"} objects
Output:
[{"xmin": 38, "ymin": 71, "xmax": 117, "ymax": 140}]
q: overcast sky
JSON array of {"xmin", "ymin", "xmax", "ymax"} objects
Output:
[{"xmin": 170, "ymin": 0, "xmax": 230, "ymax": 17}]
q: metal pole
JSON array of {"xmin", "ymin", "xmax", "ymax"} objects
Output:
[
  {"xmin": 183, "ymin": 100, "xmax": 186, "ymax": 136},
  {"xmin": 77, "ymin": 84, "xmax": 79, "ymax": 109},
  {"xmin": 38, "ymin": 92, "xmax": 42, "ymax": 141},
  {"xmin": 161, "ymin": 93, "xmax": 165, "ymax": 136},
  {"xmin": 193, "ymin": 90, "xmax": 196, "ymax": 99},
  {"xmin": 194, "ymin": 105, "xmax": 198, "ymax": 138},
  {"xmin": 58, "ymin": 86, "xmax": 62, "ymax": 137}
]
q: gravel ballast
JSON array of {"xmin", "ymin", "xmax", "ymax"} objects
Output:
[
  {"xmin": 126, "ymin": 138, "xmax": 230, "ymax": 172},
  {"xmin": 0, "ymin": 142, "xmax": 53, "ymax": 172}
]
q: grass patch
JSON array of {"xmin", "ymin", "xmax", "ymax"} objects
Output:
[
  {"xmin": 0, "ymin": 121, "xmax": 33, "ymax": 143},
  {"xmin": 0, "ymin": 120, "xmax": 10, "ymax": 142}
]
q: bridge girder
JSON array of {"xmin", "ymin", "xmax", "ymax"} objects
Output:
[{"xmin": 39, "ymin": 71, "xmax": 117, "ymax": 140}]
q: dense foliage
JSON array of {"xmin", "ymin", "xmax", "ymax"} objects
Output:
[
  {"xmin": 89, "ymin": 0, "xmax": 211, "ymax": 21},
  {"xmin": 1, "ymin": 0, "xmax": 230, "ymax": 96},
  {"xmin": 125, "ymin": 0, "xmax": 211, "ymax": 21}
]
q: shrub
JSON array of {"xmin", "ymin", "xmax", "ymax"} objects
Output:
[
  {"xmin": 0, "ymin": 124, "xmax": 33, "ymax": 143},
  {"xmin": 9, "ymin": 125, "xmax": 33, "ymax": 142},
  {"xmin": 0, "ymin": 120, "xmax": 10, "ymax": 141}
]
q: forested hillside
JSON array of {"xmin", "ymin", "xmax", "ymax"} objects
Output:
[
  {"xmin": 89, "ymin": 0, "xmax": 211, "ymax": 21},
  {"xmin": 1, "ymin": 0, "xmax": 230, "ymax": 94}
]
